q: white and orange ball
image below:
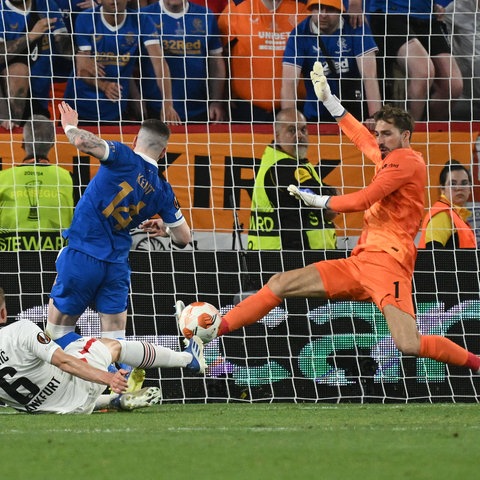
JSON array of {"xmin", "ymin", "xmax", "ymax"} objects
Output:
[{"xmin": 179, "ymin": 302, "xmax": 222, "ymax": 344}]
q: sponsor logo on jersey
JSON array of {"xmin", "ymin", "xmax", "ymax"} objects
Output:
[{"xmin": 382, "ymin": 163, "xmax": 399, "ymax": 169}]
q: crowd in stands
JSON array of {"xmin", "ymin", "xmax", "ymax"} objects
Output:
[{"xmin": 0, "ymin": 0, "xmax": 478, "ymax": 127}]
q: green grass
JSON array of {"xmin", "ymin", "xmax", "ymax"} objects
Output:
[{"xmin": 1, "ymin": 403, "xmax": 478, "ymax": 480}]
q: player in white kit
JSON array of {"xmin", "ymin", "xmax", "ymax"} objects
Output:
[{"xmin": 0, "ymin": 288, "xmax": 205, "ymax": 414}]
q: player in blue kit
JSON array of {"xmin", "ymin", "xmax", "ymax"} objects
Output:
[
  {"xmin": 139, "ymin": 0, "xmax": 226, "ymax": 123},
  {"xmin": 46, "ymin": 101, "xmax": 191, "ymax": 352},
  {"xmin": 64, "ymin": 0, "xmax": 180, "ymax": 124},
  {"xmin": 0, "ymin": 0, "xmax": 71, "ymax": 128},
  {"xmin": 282, "ymin": 0, "xmax": 381, "ymax": 123}
]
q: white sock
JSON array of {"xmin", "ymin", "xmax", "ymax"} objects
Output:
[
  {"xmin": 117, "ymin": 341, "xmax": 191, "ymax": 369},
  {"xmin": 45, "ymin": 322, "xmax": 75, "ymax": 340},
  {"xmin": 101, "ymin": 330, "xmax": 125, "ymax": 339},
  {"xmin": 95, "ymin": 394, "xmax": 115, "ymax": 410}
]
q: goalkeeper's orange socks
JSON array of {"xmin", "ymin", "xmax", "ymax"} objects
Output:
[
  {"xmin": 218, "ymin": 285, "xmax": 282, "ymax": 336},
  {"xmin": 419, "ymin": 335, "xmax": 480, "ymax": 371}
]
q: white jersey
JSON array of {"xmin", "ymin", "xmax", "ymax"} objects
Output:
[{"xmin": 0, "ymin": 320, "xmax": 109, "ymax": 414}]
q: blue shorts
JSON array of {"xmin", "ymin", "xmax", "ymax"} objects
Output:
[{"xmin": 50, "ymin": 247, "xmax": 130, "ymax": 315}]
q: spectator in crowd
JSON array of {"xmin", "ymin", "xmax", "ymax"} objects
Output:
[
  {"xmin": 139, "ymin": 0, "xmax": 226, "ymax": 123},
  {"xmin": 443, "ymin": 0, "xmax": 480, "ymax": 120},
  {"xmin": 49, "ymin": 0, "xmax": 99, "ymax": 120},
  {"xmin": 46, "ymin": 102, "xmax": 191, "ymax": 376},
  {"xmin": 0, "ymin": 0, "xmax": 72, "ymax": 129},
  {"xmin": 0, "ymin": 114, "xmax": 74, "ymax": 251},
  {"xmin": 63, "ymin": 0, "xmax": 180, "ymax": 125},
  {"xmin": 0, "ymin": 286, "xmax": 206, "ymax": 414},
  {"xmin": 368, "ymin": 0, "xmax": 463, "ymax": 121},
  {"xmin": 281, "ymin": 0, "xmax": 381, "ymax": 123},
  {"xmin": 56, "ymin": 0, "xmax": 99, "ymax": 33},
  {"xmin": 248, "ymin": 108, "xmax": 338, "ymax": 250},
  {"xmin": 217, "ymin": 0, "xmax": 308, "ymax": 122},
  {"xmin": 345, "ymin": 0, "xmax": 365, "ymax": 28},
  {"xmin": 418, "ymin": 160, "xmax": 476, "ymax": 249}
]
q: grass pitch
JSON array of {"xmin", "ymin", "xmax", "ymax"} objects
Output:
[{"xmin": 1, "ymin": 403, "xmax": 478, "ymax": 480}]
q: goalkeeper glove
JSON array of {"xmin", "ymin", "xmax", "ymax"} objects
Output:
[
  {"xmin": 287, "ymin": 185, "xmax": 330, "ymax": 209},
  {"xmin": 310, "ymin": 61, "xmax": 345, "ymax": 118}
]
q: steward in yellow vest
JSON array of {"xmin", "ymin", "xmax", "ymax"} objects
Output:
[
  {"xmin": 0, "ymin": 115, "xmax": 74, "ymax": 251},
  {"xmin": 247, "ymin": 109, "xmax": 337, "ymax": 250}
]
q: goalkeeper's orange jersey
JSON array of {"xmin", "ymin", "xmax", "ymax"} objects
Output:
[{"xmin": 328, "ymin": 113, "xmax": 426, "ymax": 275}]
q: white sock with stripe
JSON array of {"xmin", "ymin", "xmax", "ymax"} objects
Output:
[{"xmin": 117, "ymin": 341, "xmax": 191, "ymax": 369}]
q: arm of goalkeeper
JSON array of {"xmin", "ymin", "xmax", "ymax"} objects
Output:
[
  {"xmin": 287, "ymin": 185, "xmax": 331, "ymax": 209},
  {"xmin": 310, "ymin": 61, "xmax": 346, "ymax": 119}
]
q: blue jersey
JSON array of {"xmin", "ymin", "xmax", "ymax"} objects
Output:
[
  {"xmin": 55, "ymin": 0, "xmax": 90, "ymax": 32},
  {"xmin": 139, "ymin": 1, "xmax": 223, "ymax": 121},
  {"xmin": 283, "ymin": 17, "xmax": 377, "ymax": 121},
  {"xmin": 63, "ymin": 142, "xmax": 185, "ymax": 262},
  {"xmin": 0, "ymin": 0, "xmax": 67, "ymax": 106},
  {"xmin": 64, "ymin": 6, "xmax": 160, "ymax": 121},
  {"xmin": 53, "ymin": 0, "xmax": 89, "ymax": 77}
]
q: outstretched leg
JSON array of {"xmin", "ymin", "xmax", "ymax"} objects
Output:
[
  {"xmin": 384, "ymin": 304, "xmax": 480, "ymax": 372},
  {"xmin": 218, "ymin": 264, "xmax": 326, "ymax": 336}
]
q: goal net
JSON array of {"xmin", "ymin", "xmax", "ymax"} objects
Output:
[{"xmin": 0, "ymin": 3, "xmax": 479, "ymax": 403}]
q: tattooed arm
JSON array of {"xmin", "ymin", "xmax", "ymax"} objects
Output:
[
  {"xmin": 58, "ymin": 101, "xmax": 107, "ymax": 159},
  {"xmin": 0, "ymin": 17, "xmax": 57, "ymax": 57}
]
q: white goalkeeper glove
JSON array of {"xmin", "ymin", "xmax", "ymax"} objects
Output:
[
  {"xmin": 310, "ymin": 61, "xmax": 345, "ymax": 118},
  {"xmin": 287, "ymin": 185, "xmax": 330, "ymax": 209}
]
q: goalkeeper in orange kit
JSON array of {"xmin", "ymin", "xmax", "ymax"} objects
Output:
[{"xmin": 185, "ymin": 61, "xmax": 480, "ymax": 375}]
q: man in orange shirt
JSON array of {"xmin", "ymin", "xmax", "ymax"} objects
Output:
[
  {"xmin": 182, "ymin": 61, "xmax": 480, "ymax": 375},
  {"xmin": 218, "ymin": 0, "xmax": 307, "ymax": 122}
]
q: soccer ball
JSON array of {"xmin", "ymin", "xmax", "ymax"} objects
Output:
[{"xmin": 179, "ymin": 302, "xmax": 222, "ymax": 344}]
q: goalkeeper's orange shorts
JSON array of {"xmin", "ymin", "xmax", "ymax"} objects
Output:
[{"xmin": 315, "ymin": 250, "xmax": 415, "ymax": 317}]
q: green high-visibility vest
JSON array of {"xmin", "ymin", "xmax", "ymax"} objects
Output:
[
  {"xmin": 247, "ymin": 146, "xmax": 337, "ymax": 250},
  {"xmin": 0, "ymin": 163, "xmax": 74, "ymax": 250}
]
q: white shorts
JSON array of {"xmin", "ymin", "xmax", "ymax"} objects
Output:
[
  {"xmin": 65, "ymin": 337, "xmax": 112, "ymax": 369},
  {"xmin": 64, "ymin": 338, "xmax": 112, "ymax": 414}
]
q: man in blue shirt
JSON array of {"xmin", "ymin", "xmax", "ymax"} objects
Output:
[
  {"xmin": 46, "ymin": 101, "xmax": 191, "ymax": 348},
  {"xmin": 0, "ymin": 0, "xmax": 71, "ymax": 129},
  {"xmin": 139, "ymin": 0, "xmax": 226, "ymax": 123},
  {"xmin": 51, "ymin": 0, "xmax": 99, "ymax": 95},
  {"xmin": 64, "ymin": 0, "xmax": 180, "ymax": 124},
  {"xmin": 282, "ymin": 0, "xmax": 381, "ymax": 123}
]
